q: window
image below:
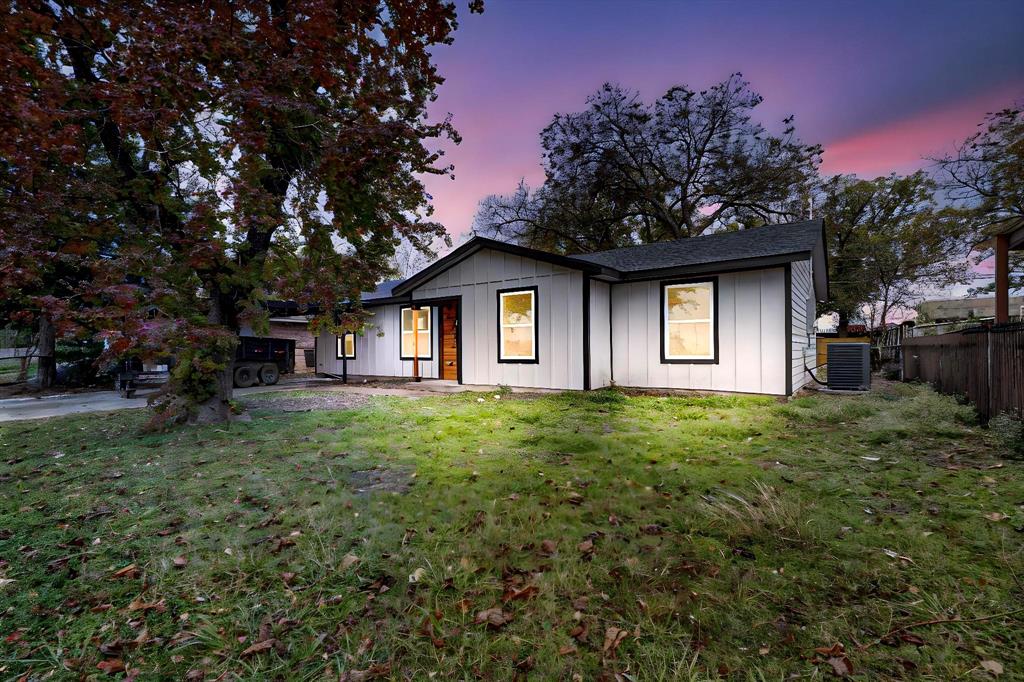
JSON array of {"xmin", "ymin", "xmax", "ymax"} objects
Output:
[
  {"xmin": 497, "ymin": 287, "xmax": 538, "ymax": 363},
  {"xmin": 662, "ymin": 280, "xmax": 717, "ymax": 363},
  {"xmin": 400, "ymin": 306, "xmax": 431, "ymax": 359},
  {"xmin": 336, "ymin": 333, "xmax": 356, "ymax": 360}
]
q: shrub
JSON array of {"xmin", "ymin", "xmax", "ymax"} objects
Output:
[{"xmin": 988, "ymin": 412, "xmax": 1024, "ymax": 460}]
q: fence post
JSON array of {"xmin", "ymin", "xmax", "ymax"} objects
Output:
[{"xmin": 986, "ymin": 328, "xmax": 992, "ymax": 421}]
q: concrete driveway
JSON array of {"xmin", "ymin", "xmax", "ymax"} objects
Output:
[{"xmin": 0, "ymin": 377, "xmax": 339, "ymax": 423}]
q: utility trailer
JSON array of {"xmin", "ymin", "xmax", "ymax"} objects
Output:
[
  {"xmin": 115, "ymin": 336, "xmax": 295, "ymax": 396},
  {"xmin": 233, "ymin": 336, "xmax": 295, "ymax": 388}
]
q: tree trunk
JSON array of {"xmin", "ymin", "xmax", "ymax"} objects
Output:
[
  {"xmin": 189, "ymin": 293, "xmax": 237, "ymax": 424},
  {"xmin": 837, "ymin": 310, "xmax": 850, "ymax": 338},
  {"xmin": 37, "ymin": 316, "xmax": 56, "ymax": 389}
]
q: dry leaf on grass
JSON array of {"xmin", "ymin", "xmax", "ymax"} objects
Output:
[
  {"xmin": 172, "ymin": 556, "xmax": 188, "ymax": 568},
  {"xmin": 96, "ymin": 659, "xmax": 125, "ymax": 675},
  {"xmin": 126, "ymin": 597, "xmax": 166, "ymax": 613},
  {"xmin": 339, "ymin": 662, "xmax": 392, "ymax": 681},
  {"xmin": 240, "ymin": 638, "xmax": 277, "ymax": 657},
  {"xmin": 981, "ymin": 660, "xmax": 1004, "ymax": 676},
  {"xmin": 474, "ymin": 607, "xmax": 513, "ymax": 629},
  {"xmin": 602, "ymin": 626, "xmax": 628, "ymax": 654},
  {"xmin": 110, "ymin": 564, "xmax": 137, "ymax": 580},
  {"xmin": 340, "ymin": 553, "xmax": 360, "ymax": 570}
]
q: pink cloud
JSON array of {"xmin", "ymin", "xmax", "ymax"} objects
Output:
[{"xmin": 820, "ymin": 81, "xmax": 1023, "ymax": 178}]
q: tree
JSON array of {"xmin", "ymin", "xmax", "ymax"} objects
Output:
[
  {"xmin": 816, "ymin": 173, "xmax": 972, "ymax": 333},
  {"xmin": 1, "ymin": 1, "xmax": 478, "ymax": 423},
  {"xmin": 934, "ymin": 106, "xmax": 1024, "ymax": 293},
  {"xmin": 475, "ymin": 74, "xmax": 821, "ymax": 252}
]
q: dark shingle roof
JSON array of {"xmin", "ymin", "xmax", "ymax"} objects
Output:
[{"xmin": 569, "ymin": 219, "xmax": 823, "ymax": 272}]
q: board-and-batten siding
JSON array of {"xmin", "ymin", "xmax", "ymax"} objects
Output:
[
  {"xmin": 315, "ymin": 304, "xmax": 439, "ymax": 379},
  {"xmin": 790, "ymin": 258, "xmax": 816, "ymax": 392},
  {"xmin": 610, "ymin": 269, "xmax": 788, "ymax": 395},
  {"xmin": 411, "ymin": 248, "xmax": 585, "ymax": 390},
  {"xmin": 588, "ymin": 280, "xmax": 612, "ymax": 388}
]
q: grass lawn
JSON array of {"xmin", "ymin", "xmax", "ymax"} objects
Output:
[{"xmin": 0, "ymin": 384, "xmax": 1021, "ymax": 680}]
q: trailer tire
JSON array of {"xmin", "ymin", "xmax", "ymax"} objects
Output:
[
  {"xmin": 233, "ymin": 364, "xmax": 257, "ymax": 388},
  {"xmin": 259, "ymin": 363, "xmax": 280, "ymax": 386}
]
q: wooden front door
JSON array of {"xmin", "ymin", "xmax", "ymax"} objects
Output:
[{"xmin": 440, "ymin": 301, "xmax": 458, "ymax": 381}]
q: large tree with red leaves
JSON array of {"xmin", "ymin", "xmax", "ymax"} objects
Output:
[{"xmin": 1, "ymin": 1, "xmax": 476, "ymax": 422}]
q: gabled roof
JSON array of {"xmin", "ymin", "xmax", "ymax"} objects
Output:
[
  {"xmin": 571, "ymin": 220, "xmax": 824, "ymax": 272},
  {"xmin": 391, "ymin": 236, "xmax": 612, "ymax": 297},
  {"xmin": 387, "ymin": 219, "xmax": 828, "ymax": 301}
]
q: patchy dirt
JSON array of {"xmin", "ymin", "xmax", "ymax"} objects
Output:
[
  {"xmin": 348, "ymin": 466, "xmax": 413, "ymax": 494},
  {"xmin": 242, "ymin": 391, "xmax": 370, "ymax": 413}
]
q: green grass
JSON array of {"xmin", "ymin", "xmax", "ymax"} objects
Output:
[{"xmin": 0, "ymin": 384, "xmax": 1021, "ymax": 680}]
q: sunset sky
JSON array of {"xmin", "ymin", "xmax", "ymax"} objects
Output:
[{"xmin": 422, "ymin": 0, "xmax": 1024, "ymax": 264}]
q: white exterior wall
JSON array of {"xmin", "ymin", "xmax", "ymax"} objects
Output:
[
  {"xmin": 588, "ymin": 280, "xmax": 612, "ymax": 388},
  {"xmin": 610, "ymin": 268, "xmax": 788, "ymax": 395},
  {"xmin": 412, "ymin": 248, "xmax": 585, "ymax": 389},
  {"xmin": 790, "ymin": 259, "xmax": 816, "ymax": 392},
  {"xmin": 315, "ymin": 304, "xmax": 440, "ymax": 379}
]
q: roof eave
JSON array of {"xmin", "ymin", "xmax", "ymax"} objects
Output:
[
  {"xmin": 615, "ymin": 251, "xmax": 814, "ymax": 282},
  {"xmin": 392, "ymin": 236, "xmax": 614, "ymax": 296}
]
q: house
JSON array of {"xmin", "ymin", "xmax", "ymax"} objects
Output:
[
  {"xmin": 917, "ymin": 295, "xmax": 1024, "ymax": 323},
  {"xmin": 314, "ymin": 219, "xmax": 828, "ymax": 396}
]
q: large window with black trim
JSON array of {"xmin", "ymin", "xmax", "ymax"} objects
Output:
[
  {"xmin": 497, "ymin": 287, "xmax": 538, "ymax": 363},
  {"xmin": 336, "ymin": 333, "xmax": 356, "ymax": 360},
  {"xmin": 400, "ymin": 306, "xmax": 432, "ymax": 360},
  {"xmin": 661, "ymin": 279, "xmax": 717, "ymax": 363}
]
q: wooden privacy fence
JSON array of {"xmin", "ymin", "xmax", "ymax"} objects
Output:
[{"xmin": 902, "ymin": 323, "xmax": 1024, "ymax": 421}]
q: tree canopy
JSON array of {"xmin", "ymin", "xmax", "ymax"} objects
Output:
[
  {"xmin": 935, "ymin": 106, "xmax": 1024, "ymax": 294},
  {"xmin": 816, "ymin": 173, "xmax": 972, "ymax": 332},
  {"xmin": 475, "ymin": 74, "xmax": 822, "ymax": 253},
  {"xmin": 1, "ymin": 0, "xmax": 477, "ymax": 421}
]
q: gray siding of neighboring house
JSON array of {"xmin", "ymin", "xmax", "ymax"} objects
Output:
[
  {"xmin": 790, "ymin": 259, "xmax": 816, "ymax": 392},
  {"xmin": 411, "ymin": 248, "xmax": 586, "ymax": 390},
  {"xmin": 588, "ymin": 280, "xmax": 612, "ymax": 389},
  {"xmin": 315, "ymin": 304, "xmax": 440, "ymax": 379},
  {"xmin": 610, "ymin": 268, "xmax": 788, "ymax": 395}
]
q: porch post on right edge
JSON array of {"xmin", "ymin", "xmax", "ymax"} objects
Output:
[{"xmin": 995, "ymin": 233, "xmax": 1009, "ymax": 324}]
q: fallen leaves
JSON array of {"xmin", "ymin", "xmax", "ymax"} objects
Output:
[
  {"xmin": 814, "ymin": 643, "xmax": 853, "ymax": 678},
  {"xmin": 96, "ymin": 658, "xmax": 125, "ymax": 675},
  {"xmin": 577, "ymin": 539, "xmax": 595, "ymax": 558},
  {"xmin": 110, "ymin": 564, "xmax": 138, "ymax": 580},
  {"xmin": 602, "ymin": 626, "xmax": 628, "ymax": 655},
  {"xmin": 339, "ymin": 662, "xmax": 392, "ymax": 681},
  {"xmin": 474, "ymin": 607, "xmax": 513, "ymax": 629},
  {"xmin": 980, "ymin": 659, "xmax": 1004, "ymax": 676},
  {"xmin": 240, "ymin": 638, "xmax": 277, "ymax": 658},
  {"xmin": 126, "ymin": 597, "xmax": 166, "ymax": 613},
  {"xmin": 340, "ymin": 553, "xmax": 360, "ymax": 570},
  {"xmin": 984, "ymin": 512, "xmax": 1009, "ymax": 522},
  {"xmin": 172, "ymin": 556, "xmax": 188, "ymax": 568},
  {"xmin": 501, "ymin": 584, "xmax": 538, "ymax": 602}
]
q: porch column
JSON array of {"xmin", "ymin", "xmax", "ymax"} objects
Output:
[
  {"xmin": 412, "ymin": 306, "xmax": 421, "ymax": 382},
  {"xmin": 995, "ymin": 233, "xmax": 1009, "ymax": 324}
]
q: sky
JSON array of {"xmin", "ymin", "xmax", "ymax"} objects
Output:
[{"xmin": 420, "ymin": 0, "xmax": 1024, "ymax": 280}]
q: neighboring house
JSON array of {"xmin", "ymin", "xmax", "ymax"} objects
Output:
[
  {"xmin": 267, "ymin": 316, "xmax": 316, "ymax": 372},
  {"xmin": 314, "ymin": 220, "xmax": 828, "ymax": 396},
  {"xmin": 917, "ymin": 295, "xmax": 1024, "ymax": 323}
]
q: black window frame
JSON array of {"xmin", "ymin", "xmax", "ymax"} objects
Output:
[
  {"xmin": 496, "ymin": 285, "xmax": 540, "ymax": 364},
  {"xmin": 336, "ymin": 332, "xmax": 357, "ymax": 360},
  {"xmin": 660, "ymin": 277, "xmax": 719, "ymax": 365},
  {"xmin": 399, "ymin": 305, "xmax": 433, "ymax": 361}
]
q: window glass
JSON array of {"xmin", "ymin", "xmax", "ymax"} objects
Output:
[
  {"xmin": 401, "ymin": 307, "xmax": 431, "ymax": 358},
  {"xmin": 499, "ymin": 290, "xmax": 536, "ymax": 360},
  {"xmin": 664, "ymin": 282, "xmax": 714, "ymax": 360}
]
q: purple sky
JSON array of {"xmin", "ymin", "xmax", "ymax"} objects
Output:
[{"xmin": 422, "ymin": 0, "xmax": 1024, "ymax": 246}]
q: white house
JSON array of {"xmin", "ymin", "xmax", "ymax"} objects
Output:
[{"xmin": 314, "ymin": 219, "xmax": 828, "ymax": 396}]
